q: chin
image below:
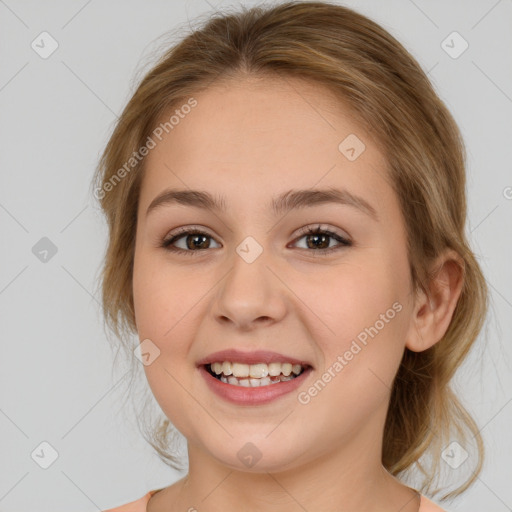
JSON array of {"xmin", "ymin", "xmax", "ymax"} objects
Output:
[{"xmin": 206, "ymin": 438, "xmax": 311, "ymax": 474}]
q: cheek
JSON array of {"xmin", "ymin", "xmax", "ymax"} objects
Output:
[
  {"xmin": 301, "ymin": 253, "xmax": 410, "ymax": 382},
  {"xmin": 132, "ymin": 250, "xmax": 203, "ymax": 438},
  {"xmin": 132, "ymin": 248, "xmax": 210, "ymax": 369},
  {"xmin": 295, "ymin": 266, "xmax": 409, "ymax": 434},
  {"xmin": 132, "ymin": 248, "xmax": 190, "ymax": 337},
  {"xmin": 307, "ymin": 260, "xmax": 405, "ymax": 335},
  {"xmin": 132, "ymin": 258, "xmax": 162, "ymax": 337}
]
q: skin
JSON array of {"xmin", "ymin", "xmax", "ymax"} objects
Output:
[{"xmin": 132, "ymin": 75, "xmax": 463, "ymax": 512}]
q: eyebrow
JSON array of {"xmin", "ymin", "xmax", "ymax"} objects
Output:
[{"xmin": 146, "ymin": 187, "xmax": 378, "ymax": 221}]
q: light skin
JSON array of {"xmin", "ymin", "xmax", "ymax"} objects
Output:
[{"xmin": 132, "ymin": 75, "xmax": 463, "ymax": 512}]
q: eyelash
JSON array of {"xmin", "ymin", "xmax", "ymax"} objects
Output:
[{"xmin": 160, "ymin": 224, "xmax": 352, "ymax": 256}]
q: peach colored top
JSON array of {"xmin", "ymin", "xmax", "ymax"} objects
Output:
[
  {"xmin": 103, "ymin": 490, "xmax": 162, "ymax": 512},
  {"xmin": 102, "ymin": 490, "xmax": 449, "ymax": 511}
]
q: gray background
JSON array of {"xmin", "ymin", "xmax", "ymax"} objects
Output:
[{"xmin": 1, "ymin": 0, "xmax": 511, "ymax": 510}]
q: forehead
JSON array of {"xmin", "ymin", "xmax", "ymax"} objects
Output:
[
  {"xmin": 139, "ymin": 76, "xmax": 393, "ymax": 217},
  {"xmin": 151, "ymin": 75, "xmax": 366, "ymax": 160}
]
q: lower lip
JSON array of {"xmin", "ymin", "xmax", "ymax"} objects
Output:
[{"xmin": 198, "ymin": 365, "xmax": 313, "ymax": 406}]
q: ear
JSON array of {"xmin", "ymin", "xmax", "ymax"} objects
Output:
[{"xmin": 405, "ymin": 249, "xmax": 465, "ymax": 352}]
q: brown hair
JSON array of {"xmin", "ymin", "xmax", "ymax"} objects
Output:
[{"xmin": 92, "ymin": 0, "xmax": 488, "ymax": 500}]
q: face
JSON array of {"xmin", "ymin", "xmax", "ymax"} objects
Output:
[{"xmin": 132, "ymin": 76, "xmax": 416, "ymax": 473}]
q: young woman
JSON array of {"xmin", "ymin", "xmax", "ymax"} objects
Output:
[{"xmin": 94, "ymin": 2, "xmax": 488, "ymax": 511}]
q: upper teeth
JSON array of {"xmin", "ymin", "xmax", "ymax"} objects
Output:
[{"xmin": 210, "ymin": 361, "xmax": 303, "ymax": 378}]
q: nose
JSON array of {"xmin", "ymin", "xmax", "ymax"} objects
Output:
[{"xmin": 211, "ymin": 248, "xmax": 288, "ymax": 332}]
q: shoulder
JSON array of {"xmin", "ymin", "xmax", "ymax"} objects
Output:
[
  {"xmin": 102, "ymin": 490, "xmax": 161, "ymax": 512},
  {"xmin": 420, "ymin": 494, "xmax": 449, "ymax": 512}
]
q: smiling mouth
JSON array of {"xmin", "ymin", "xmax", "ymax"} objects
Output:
[{"xmin": 205, "ymin": 361, "xmax": 309, "ymax": 387}]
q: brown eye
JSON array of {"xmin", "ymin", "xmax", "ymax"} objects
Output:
[
  {"xmin": 291, "ymin": 225, "xmax": 352, "ymax": 255},
  {"xmin": 184, "ymin": 233, "xmax": 211, "ymax": 250},
  {"xmin": 304, "ymin": 232, "xmax": 330, "ymax": 249},
  {"xmin": 162, "ymin": 229, "xmax": 221, "ymax": 254}
]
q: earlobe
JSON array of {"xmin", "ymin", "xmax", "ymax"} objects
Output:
[{"xmin": 405, "ymin": 249, "xmax": 465, "ymax": 353}]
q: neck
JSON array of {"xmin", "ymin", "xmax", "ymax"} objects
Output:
[
  {"xmin": 151, "ymin": 398, "xmax": 419, "ymax": 511},
  {"xmin": 167, "ymin": 427, "xmax": 419, "ymax": 512}
]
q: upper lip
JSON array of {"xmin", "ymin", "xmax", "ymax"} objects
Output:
[{"xmin": 196, "ymin": 349, "xmax": 312, "ymax": 368}]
